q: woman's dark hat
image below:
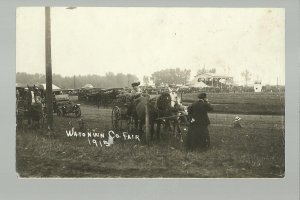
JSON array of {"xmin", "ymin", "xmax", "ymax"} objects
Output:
[
  {"xmin": 198, "ymin": 93, "xmax": 207, "ymax": 99},
  {"xmin": 131, "ymin": 81, "xmax": 140, "ymax": 87}
]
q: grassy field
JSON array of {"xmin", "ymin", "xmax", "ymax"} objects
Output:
[
  {"xmin": 181, "ymin": 92, "xmax": 285, "ymax": 115},
  {"xmin": 16, "ymin": 104, "xmax": 285, "ymax": 178},
  {"xmin": 75, "ymin": 92, "xmax": 285, "ymax": 115}
]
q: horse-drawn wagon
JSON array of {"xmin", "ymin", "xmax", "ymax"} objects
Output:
[
  {"xmin": 16, "ymin": 83, "xmax": 82, "ymax": 129},
  {"xmin": 16, "ymin": 84, "xmax": 46, "ymax": 128},
  {"xmin": 110, "ymin": 90, "xmax": 189, "ymax": 142},
  {"xmin": 111, "ymin": 91, "xmax": 137, "ymax": 132}
]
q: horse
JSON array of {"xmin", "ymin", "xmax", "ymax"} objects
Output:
[
  {"xmin": 135, "ymin": 92, "xmax": 172, "ymax": 141},
  {"xmin": 20, "ymin": 85, "xmax": 45, "ymax": 129}
]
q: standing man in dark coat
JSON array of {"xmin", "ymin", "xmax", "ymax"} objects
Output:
[{"xmin": 186, "ymin": 93, "xmax": 213, "ymax": 151}]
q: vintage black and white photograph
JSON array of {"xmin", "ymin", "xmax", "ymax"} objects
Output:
[{"xmin": 16, "ymin": 7, "xmax": 285, "ymax": 178}]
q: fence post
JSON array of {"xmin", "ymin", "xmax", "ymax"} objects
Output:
[{"xmin": 145, "ymin": 102, "xmax": 150, "ymax": 144}]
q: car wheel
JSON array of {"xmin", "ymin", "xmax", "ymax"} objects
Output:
[
  {"xmin": 75, "ymin": 108, "xmax": 81, "ymax": 117},
  {"xmin": 57, "ymin": 108, "xmax": 63, "ymax": 116}
]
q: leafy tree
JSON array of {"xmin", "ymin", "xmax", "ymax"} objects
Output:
[
  {"xmin": 208, "ymin": 68, "xmax": 216, "ymax": 73},
  {"xmin": 16, "ymin": 72, "xmax": 139, "ymax": 89},
  {"xmin": 197, "ymin": 67, "xmax": 216, "ymax": 75},
  {"xmin": 126, "ymin": 74, "xmax": 139, "ymax": 87},
  {"xmin": 182, "ymin": 69, "xmax": 191, "ymax": 85},
  {"xmin": 150, "ymin": 68, "xmax": 191, "ymax": 86}
]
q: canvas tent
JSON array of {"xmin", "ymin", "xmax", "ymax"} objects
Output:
[
  {"xmin": 16, "ymin": 83, "xmax": 28, "ymax": 88},
  {"xmin": 179, "ymin": 85, "xmax": 189, "ymax": 89},
  {"xmin": 187, "ymin": 79, "xmax": 209, "ymax": 88},
  {"xmin": 192, "ymin": 81, "xmax": 209, "ymax": 88},
  {"xmin": 81, "ymin": 84, "xmax": 94, "ymax": 89},
  {"xmin": 39, "ymin": 84, "xmax": 61, "ymax": 91}
]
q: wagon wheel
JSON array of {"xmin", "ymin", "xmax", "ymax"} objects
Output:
[
  {"xmin": 111, "ymin": 106, "xmax": 121, "ymax": 130},
  {"xmin": 176, "ymin": 115, "xmax": 189, "ymax": 143},
  {"xmin": 126, "ymin": 115, "xmax": 136, "ymax": 133}
]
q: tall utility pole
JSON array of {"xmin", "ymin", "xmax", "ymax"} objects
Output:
[
  {"xmin": 45, "ymin": 7, "xmax": 53, "ymax": 130},
  {"xmin": 74, "ymin": 75, "xmax": 76, "ymax": 89}
]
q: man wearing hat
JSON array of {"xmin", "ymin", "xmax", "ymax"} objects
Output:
[
  {"xmin": 186, "ymin": 92, "xmax": 213, "ymax": 151},
  {"xmin": 127, "ymin": 81, "xmax": 142, "ymax": 123},
  {"xmin": 131, "ymin": 81, "xmax": 142, "ymax": 97}
]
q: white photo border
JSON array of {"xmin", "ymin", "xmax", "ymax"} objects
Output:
[{"xmin": 0, "ymin": 0, "xmax": 299, "ymax": 200}]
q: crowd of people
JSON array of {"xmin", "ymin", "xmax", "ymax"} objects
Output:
[{"xmin": 16, "ymin": 81, "xmax": 222, "ymax": 151}]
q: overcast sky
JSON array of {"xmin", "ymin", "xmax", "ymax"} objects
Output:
[{"xmin": 16, "ymin": 7, "xmax": 285, "ymax": 85}]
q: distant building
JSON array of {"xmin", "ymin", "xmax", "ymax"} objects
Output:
[
  {"xmin": 254, "ymin": 81, "xmax": 262, "ymax": 92},
  {"xmin": 192, "ymin": 73, "xmax": 234, "ymax": 89}
]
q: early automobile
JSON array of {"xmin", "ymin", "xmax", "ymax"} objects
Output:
[{"xmin": 55, "ymin": 94, "xmax": 81, "ymax": 117}]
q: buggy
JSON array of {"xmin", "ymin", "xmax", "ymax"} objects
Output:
[
  {"xmin": 16, "ymin": 84, "xmax": 46, "ymax": 128},
  {"xmin": 111, "ymin": 92, "xmax": 136, "ymax": 131}
]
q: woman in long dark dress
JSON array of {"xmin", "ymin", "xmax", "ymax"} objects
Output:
[{"xmin": 186, "ymin": 93, "xmax": 213, "ymax": 151}]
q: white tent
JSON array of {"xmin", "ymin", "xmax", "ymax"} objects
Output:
[
  {"xmin": 193, "ymin": 81, "xmax": 209, "ymax": 88},
  {"xmin": 179, "ymin": 85, "xmax": 189, "ymax": 89},
  {"xmin": 39, "ymin": 83, "xmax": 61, "ymax": 91},
  {"xmin": 16, "ymin": 83, "xmax": 28, "ymax": 88},
  {"xmin": 187, "ymin": 80, "xmax": 209, "ymax": 88},
  {"xmin": 219, "ymin": 79, "xmax": 226, "ymax": 84},
  {"xmin": 81, "ymin": 84, "xmax": 94, "ymax": 89}
]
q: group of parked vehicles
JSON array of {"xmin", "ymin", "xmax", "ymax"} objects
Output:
[{"xmin": 16, "ymin": 84, "xmax": 81, "ymax": 128}]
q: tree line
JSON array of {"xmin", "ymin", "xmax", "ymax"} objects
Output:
[
  {"xmin": 16, "ymin": 72, "xmax": 139, "ymax": 89},
  {"xmin": 16, "ymin": 68, "xmax": 193, "ymax": 89},
  {"xmin": 150, "ymin": 68, "xmax": 191, "ymax": 86},
  {"xmin": 16, "ymin": 67, "xmax": 262, "ymax": 89}
]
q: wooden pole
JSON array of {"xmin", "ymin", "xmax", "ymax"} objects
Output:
[
  {"xmin": 145, "ymin": 102, "xmax": 150, "ymax": 143},
  {"xmin": 180, "ymin": 91, "xmax": 183, "ymax": 103},
  {"xmin": 45, "ymin": 7, "xmax": 53, "ymax": 130}
]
